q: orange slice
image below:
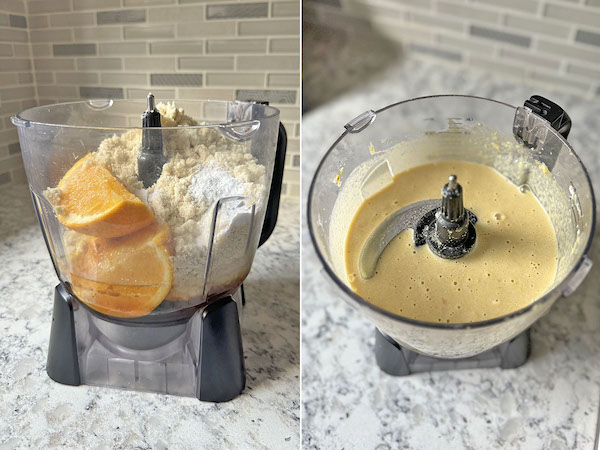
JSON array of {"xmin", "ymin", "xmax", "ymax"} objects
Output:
[
  {"xmin": 51, "ymin": 154, "xmax": 154, "ymax": 238},
  {"xmin": 68, "ymin": 223, "xmax": 174, "ymax": 318}
]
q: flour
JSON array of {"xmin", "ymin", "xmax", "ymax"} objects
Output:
[
  {"xmin": 89, "ymin": 102, "xmax": 266, "ymax": 301},
  {"xmin": 189, "ymin": 162, "xmax": 252, "ymax": 203}
]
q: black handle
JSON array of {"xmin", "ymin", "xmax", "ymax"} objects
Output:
[
  {"xmin": 524, "ymin": 95, "xmax": 571, "ymax": 139},
  {"xmin": 259, "ymin": 121, "xmax": 287, "ymax": 247}
]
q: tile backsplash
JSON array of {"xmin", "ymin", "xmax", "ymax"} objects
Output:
[
  {"xmin": 305, "ymin": 0, "xmax": 600, "ymax": 100},
  {"xmin": 0, "ymin": 0, "xmax": 300, "ymax": 198}
]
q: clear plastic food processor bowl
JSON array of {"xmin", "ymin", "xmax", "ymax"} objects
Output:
[
  {"xmin": 308, "ymin": 95, "xmax": 595, "ymax": 359},
  {"xmin": 13, "ymin": 99, "xmax": 280, "ymax": 320}
]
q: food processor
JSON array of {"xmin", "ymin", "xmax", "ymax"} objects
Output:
[
  {"xmin": 12, "ymin": 97, "xmax": 286, "ymax": 401},
  {"xmin": 308, "ymin": 95, "xmax": 595, "ymax": 374}
]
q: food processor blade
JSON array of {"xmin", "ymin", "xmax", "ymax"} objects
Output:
[
  {"xmin": 138, "ymin": 93, "xmax": 168, "ymax": 188},
  {"xmin": 359, "ymin": 175, "xmax": 477, "ymax": 279}
]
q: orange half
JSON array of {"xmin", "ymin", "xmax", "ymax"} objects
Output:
[
  {"xmin": 53, "ymin": 154, "xmax": 154, "ymax": 238},
  {"xmin": 68, "ymin": 223, "xmax": 174, "ymax": 318}
]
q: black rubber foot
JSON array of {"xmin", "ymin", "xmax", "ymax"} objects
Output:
[
  {"xmin": 46, "ymin": 284, "xmax": 81, "ymax": 386},
  {"xmin": 374, "ymin": 328, "xmax": 531, "ymax": 376},
  {"xmin": 197, "ymin": 297, "xmax": 246, "ymax": 402}
]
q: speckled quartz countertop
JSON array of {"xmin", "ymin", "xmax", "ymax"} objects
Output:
[
  {"xmin": 302, "ymin": 57, "xmax": 600, "ymax": 449},
  {"xmin": 0, "ymin": 184, "xmax": 299, "ymax": 449}
]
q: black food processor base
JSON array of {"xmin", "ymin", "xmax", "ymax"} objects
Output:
[
  {"xmin": 47, "ymin": 284, "xmax": 245, "ymax": 402},
  {"xmin": 374, "ymin": 328, "xmax": 530, "ymax": 375}
]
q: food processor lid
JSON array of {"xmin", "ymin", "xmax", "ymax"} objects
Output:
[
  {"xmin": 308, "ymin": 94, "xmax": 596, "ymax": 331},
  {"xmin": 11, "ymin": 98, "xmax": 280, "ymax": 131}
]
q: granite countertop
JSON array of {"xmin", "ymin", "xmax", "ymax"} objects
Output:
[
  {"xmin": 0, "ymin": 184, "xmax": 299, "ymax": 449},
  {"xmin": 302, "ymin": 57, "xmax": 600, "ymax": 449}
]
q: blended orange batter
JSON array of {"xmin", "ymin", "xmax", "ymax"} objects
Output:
[{"xmin": 344, "ymin": 161, "xmax": 557, "ymax": 323}]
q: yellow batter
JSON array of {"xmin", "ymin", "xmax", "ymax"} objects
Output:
[{"xmin": 344, "ymin": 161, "xmax": 558, "ymax": 323}]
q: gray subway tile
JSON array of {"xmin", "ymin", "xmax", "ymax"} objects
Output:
[
  {"xmin": 74, "ymin": 0, "xmax": 121, "ymax": 9},
  {"xmin": 0, "ymin": 0, "xmax": 25, "ymax": 13},
  {"xmin": 306, "ymin": 0, "xmax": 340, "ymax": 6},
  {"xmin": 125, "ymin": 25, "xmax": 174, "ymax": 39},
  {"xmin": 151, "ymin": 73, "xmax": 203, "ymax": 86},
  {"xmin": 237, "ymin": 55, "xmax": 299, "ymax": 70},
  {"xmin": 437, "ymin": 1, "xmax": 498, "ymax": 23},
  {"xmin": 269, "ymin": 38, "xmax": 299, "ymax": 53},
  {"xmin": 504, "ymin": 14, "xmax": 570, "ymax": 38},
  {"xmin": 32, "ymin": 44, "xmax": 51, "ymax": 56},
  {"xmin": 101, "ymin": 72, "xmax": 148, "ymax": 85},
  {"xmin": 529, "ymin": 70, "xmax": 591, "ymax": 93},
  {"xmin": 545, "ymin": 3, "xmax": 600, "ymax": 28},
  {"xmin": 179, "ymin": 56, "xmax": 234, "ymax": 70},
  {"xmin": 267, "ymin": 73, "xmax": 299, "ymax": 87},
  {"xmin": 178, "ymin": 21, "xmax": 235, "ymax": 37},
  {"xmin": 8, "ymin": 143, "xmax": 20, "ymax": 155},
  {"xmin": 77, "ymin": 57, "xmax": 122, "ymax": 70},
  {"xmin": 10, "ymin": 167, "xmax": 27, "ymax": 184},
  {"xmin": 56, "ymin": 72, "xmax": 99, "ymax": 84},
  {"xmin": 53, "ymin": 43, "xmax": 97, "ymax": 56},
  {"xmin": 0, "ymin": 73, "xmax": 18, "ymax": 85},
  {"xmin": 28, "ymin": 15, "xmax": 48, "ymax": 28},
  {"xmin": 236, "ymin": 89, "xmax": 296, "ymax": 104},
  {"xmin": 272, "ymin": 1, "xmax": 299, "ymax": 17},
  {"xmin": 35, "ymin": 72, "xmax": 54, "ymax": 84},
  {"xmin": 499, "ymin": 48, "xmax": 560, "ymax": 70},
  {"xmin": 124, "ymin": 57, "xmax": 175, "ymax": 70},
  {"xmin": 80, "ymin": 86, "xmax": 124, "ymax": 99},
  {"xmin": 575, "ymin": 29, "xmax": 600, "ymax": 47},
  {"xmin": 567, "ymin": 63, "xmax": 600, "ymax": 80},
  {"xmin": 151, "ymin": 40, "xmax": 203, "ymax": 55},
  {"xmin": 0, "ymin": 172, "xmax": 11, "ymax": 186},
  {"xmin": 148, "ymin": 5, "xmax": 203, "ymax": 23},
  {"xmin": 0, "ymin": 154, "xmax": 23, "ymax": 173},
  {"xmin": 470, "ymin": 56, "xmax": 526, "ymax": 77},
  {"xmin": 75, "ymin": 26, "xmax": 122, "ymax": 41},
  {"xmin": 0, "ymin": 58, "xmax": 31, "ymax": 71},
  {"xmin": 0, "ymin": 28, "xmax": 28, "ymax": 43},
  {"xmin": 30, "ymin": 29, "xmax": 72, "ymax": 42},
  {"xmin": 50, "ymin": 12, "xmax": 95, "ymax": 27},
  {"xmin": 409, "ymin": 12, "xmax": 464, "ymax": 32},
  {"xmin": 34, "ymin": 58, "xmax": 74, "ymax": 71},
  {"xmin": 28, "ymin": 0, "xmax": 71, "ymax": 13},
  {"xmin": 437, "ymin": 35, "xmax": 494, "ymax": 53},
  {"xmin": 537, "ymin": 39, "xmax": 600, "ymax": 63},
  {"xmin": 206, "ymin": 72, "xmax": 264, "ymax": 86},
  {"xmin": 125, "ymin": 0, "xmax": 174, "ymax": 5},
  {"xmin": 99, "ymin": 42, "xmax": 147, "ymax": 55},
  {"xmin": 0, "ymin": 43, "xmax": 12, "ymax": 56},
  {"xmin": 474, "ymin": 0, "xmax": 538, "ymax": 13},
  {"xmin": 292, "ymin": 154, "xmax": 300, "ymax": 167},
  {"xmin": 13, "ymin": 43, "xmax": 29, "ymax": 56},
  {"xmin": 470, "ymin": 25, "xmax": 531, "ymax": 47},
  {"xmin": 37, "ymin": 85, "xmax": 78, "ymax": 98},
  {"xmin": 9, "ymin": 15, "xmax": 26, "ymax": 28},
  {"xmin": 97, "ymin": 9, "xmax": 146, "ymax": 25},
  {"xmin": 238, "ymin": 19, "xmax": 298, "ymax": 36},
  {"xmin": 409, "ymin": 43, "xmax": 462, "ymax": 61},
  {"xmin": 207, "ymin": 3, "xmax": 268, "ymax": 19},
  {"xmin": 207, "ymin": 38, "xmax": 266, "ymax": 54}
]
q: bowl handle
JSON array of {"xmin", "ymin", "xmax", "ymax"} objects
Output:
[{"xmin": 259, "ymin": 121, "xmax": 287, "ymax": 247}]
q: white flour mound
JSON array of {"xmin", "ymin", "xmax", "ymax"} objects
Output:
[{"xmin": 92, "ymin": 102, "xmax": 266, "ymax": 301}]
